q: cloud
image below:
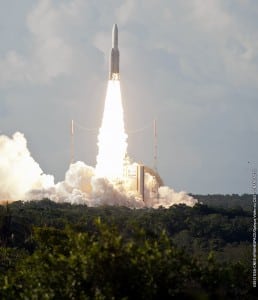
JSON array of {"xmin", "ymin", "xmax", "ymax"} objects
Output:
[
  {"xmin": 0, "ymin": 0, "xmax": 104, "ymax": 86},
  {"xmin": 0, "ymin": 51, "xmax": 27, "ymax": 86},
  {"xmin": 1, "ymin": 0, "xmax": 256, "ymax": 87}
]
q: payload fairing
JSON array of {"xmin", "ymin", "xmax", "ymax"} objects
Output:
[{"xmin": 109, "ymin": 24, "xmax": 120, "ymax": 80}]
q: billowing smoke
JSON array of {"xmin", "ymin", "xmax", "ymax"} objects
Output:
[
  {"xmin": 0, "ymin": 132, "xmax": 54, "ymax": 201},
  {"xmin": 0, "ymin": 132, "xmax": 197, "ymax": 208}
]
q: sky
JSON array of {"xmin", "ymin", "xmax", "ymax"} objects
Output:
[{"xmin": 0, "ymin": 0, "xmax": 257, "ymax": 194}]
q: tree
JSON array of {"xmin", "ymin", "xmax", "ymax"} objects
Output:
[{"xmin": 0, "ymin": 219, "xmax": 255, "ymax": 299}]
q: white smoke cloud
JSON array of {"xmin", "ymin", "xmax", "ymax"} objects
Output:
[
  {"xmin": 0, "ymin": 132, "xmax": 54, "ymax": 201},
  {"xmin": 0, "ymin": 132, "xmax": 197, "ymax": 208}
]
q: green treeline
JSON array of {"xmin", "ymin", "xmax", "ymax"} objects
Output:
[
  {"xmin": 0, "ymin": 198, "xmax": 256, "ymax": 299},
  {"xmin": 191, "ymin": 193, "xmax": 253, "ymax": 211}
]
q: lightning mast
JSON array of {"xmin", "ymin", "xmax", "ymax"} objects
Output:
[
  {"xmin": 71, "ymin": 119, "xmax": 74, "ymax": 164},
  {"xmin": 153, "ymin": 119, "xmax": 159, "ymax": 199},
  {"xmin": 153, "ymin": 119, "xmax": 158, "ymax": 172}
]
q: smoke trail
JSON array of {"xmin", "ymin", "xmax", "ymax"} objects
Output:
[{"xmin": 95, "ymin": 80, "xmax": 128, "ymax": 179}]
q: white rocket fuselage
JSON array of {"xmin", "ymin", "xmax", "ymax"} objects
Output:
[{"xmin": 110, "ymin": 24, "xmax": 120, "ymax": 80}]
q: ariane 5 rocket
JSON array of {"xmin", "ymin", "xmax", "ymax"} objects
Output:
[{"xmin": 109, "ymin": 24, "xmax": 120, "ymax": 80}]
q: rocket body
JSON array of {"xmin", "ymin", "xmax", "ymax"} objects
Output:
[{"xmin": 109, "ymin": 24, "xmax": 120, "ymax": 80}]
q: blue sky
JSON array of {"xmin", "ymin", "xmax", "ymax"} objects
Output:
[{"xmin": 0, "ymin": 0, "xmax": 257, "ymax": 194}]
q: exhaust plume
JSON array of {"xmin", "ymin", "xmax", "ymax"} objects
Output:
[{"xmin": 95, "ymin": 80, "xmax": 128, "ymax": 180}]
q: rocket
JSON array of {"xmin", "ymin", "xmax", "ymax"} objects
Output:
[{"xmin": 109, "ymin": 24, "xmax": 120, "ymax": 80}]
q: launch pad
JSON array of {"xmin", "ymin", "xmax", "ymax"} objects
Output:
[{"xmin": 122, "ymin": 160, "xmax": 163, "ymax": 202}]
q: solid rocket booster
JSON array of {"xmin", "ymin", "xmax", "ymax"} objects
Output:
[{"xmin": 109, "ymin": 24, "xmax": 120, "ymax": 80}]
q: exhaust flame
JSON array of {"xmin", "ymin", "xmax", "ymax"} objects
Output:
[{"xmin": 95, "ymin": 80, "xmax": 127, "ymax": 180}]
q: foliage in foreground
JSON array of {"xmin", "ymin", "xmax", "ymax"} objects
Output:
[{"xmin": 0, "ymin": 219, "xmax": 255, "ymax": 300}]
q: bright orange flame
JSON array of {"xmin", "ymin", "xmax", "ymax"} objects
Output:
[{"xmin": 95, "ymin": 80, "xmax": 128, "ymax": 179}]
